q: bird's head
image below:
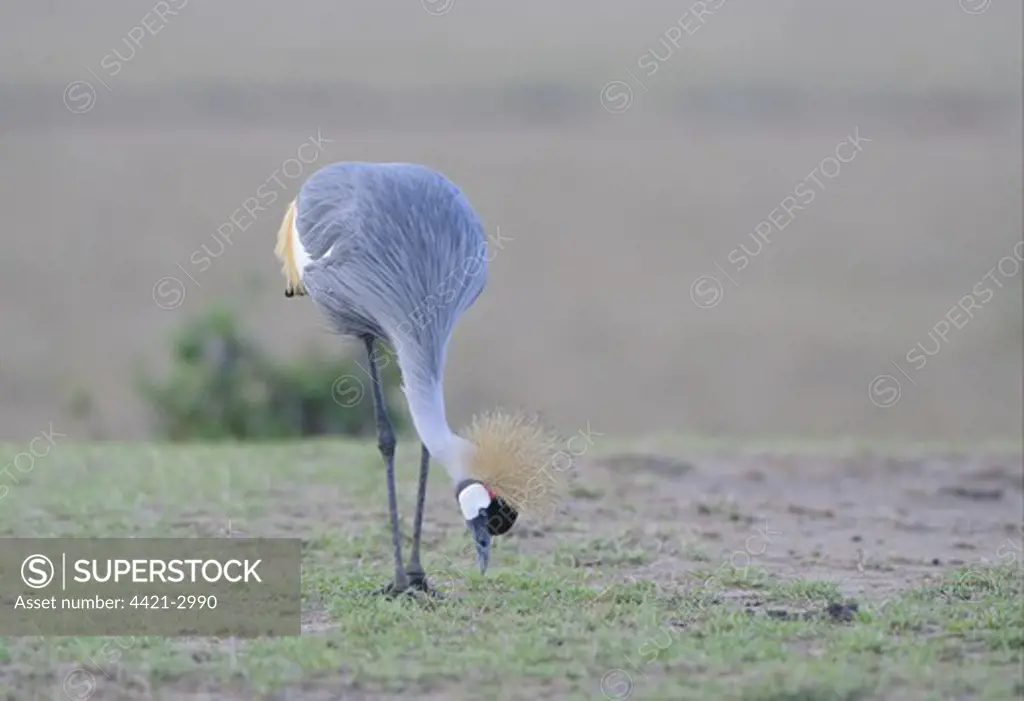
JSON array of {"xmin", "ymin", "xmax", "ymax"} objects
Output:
[
  {"xmin": 455, "ymin": 479, "xmax": 518, "ymax": 574},
  {"xmin": 450, "ymin": 409, "xmax": 570, "ymax": 575}
]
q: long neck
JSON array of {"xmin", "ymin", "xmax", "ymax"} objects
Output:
[{"xmin": 397, "ymin": 348, "xmax": 471, "ymax": 483}]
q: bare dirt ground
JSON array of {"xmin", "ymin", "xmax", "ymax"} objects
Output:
[{"xmin": 582, "ymin": 446, "xmax": 1023, "ymax": 600}]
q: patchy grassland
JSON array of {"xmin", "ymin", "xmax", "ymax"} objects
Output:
[{"xmin": 0, "ymin": 438, "xmax": 1020, "ymax": 699}]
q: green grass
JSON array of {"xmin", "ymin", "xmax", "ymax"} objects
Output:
[{"xmin": 0, "ymin": 438, "xmax": 1020, "ymax": 700}]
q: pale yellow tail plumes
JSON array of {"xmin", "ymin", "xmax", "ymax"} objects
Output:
[
  {"xmin": 274, "ymin": 198, "xmax": 306, "ymax": 297},
  {"xmin": 460, "ymin": 409, "xmax": 570, "ymax": 519}
]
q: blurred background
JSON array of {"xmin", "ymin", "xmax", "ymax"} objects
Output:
[{"xmin": 1, "ymin": 0, "xmax": 1021, "ymax": 444}]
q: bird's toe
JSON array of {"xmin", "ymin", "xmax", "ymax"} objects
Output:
[
  {"xmin": 407, "ymin": 573, "xmax": 445, "ymax": 599},
  {"xmin": 371, "ymin": 581, "xmax": 412, "ymax": 598}
]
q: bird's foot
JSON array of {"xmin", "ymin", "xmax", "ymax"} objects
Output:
[
  {"xmin": 371, "ymin": 580, "xmax": 414, "ymax": 598},
  {"xmin": 371, "ymin": 572, "xmax": 444, "ymax": 599},
  {"xmin": 406, "ymin": 571, "xmax": 444, "ymax": 599}
]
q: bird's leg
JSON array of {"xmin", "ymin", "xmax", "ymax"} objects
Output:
[
  {"xmin": 405, "ymin": 443, "xmax": 442, "ymax": 597},
  {"xmin": 406, "ymin": 444, "xmax": 429, "ymax": 583},
  {"xmin": 365, "ymin": 336, "xmax": 410, "ymax": 597}
]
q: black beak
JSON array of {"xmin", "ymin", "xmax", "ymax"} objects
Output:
[{"xmin": 467, "ymin": 513, "xmax": 492, "ymax": 574}]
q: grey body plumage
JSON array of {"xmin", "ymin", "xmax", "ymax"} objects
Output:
[{"xmin": 298, "ymin": 162, "xmax": 487, "ymax": 395}]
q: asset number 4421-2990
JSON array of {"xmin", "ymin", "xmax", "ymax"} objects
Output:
[{"xmin": 129, "ymin": 595, "xmax": 218, "ymax": 609}]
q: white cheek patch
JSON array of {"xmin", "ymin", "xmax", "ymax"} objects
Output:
[{"xmin": 457, "ymin": 483, "xmax": 491, "ymax": 521}]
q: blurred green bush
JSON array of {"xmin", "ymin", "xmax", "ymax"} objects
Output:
[{"xmin": 135, "ymin": 307, "xmax": 407, "ymax": 441}]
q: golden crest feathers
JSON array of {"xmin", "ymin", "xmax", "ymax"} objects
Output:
[
  {"xmin": 274, "ymin": 199, "xmax": 306, "ymax": 297},
  {"xmin": 460, "ymin": 409, "xmax": 570, "ymax": 519}
]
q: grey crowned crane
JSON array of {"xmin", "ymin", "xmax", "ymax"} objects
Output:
[{"xmin": 274, "ymin": 161, "xmax": 565, "ymax": 596}]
